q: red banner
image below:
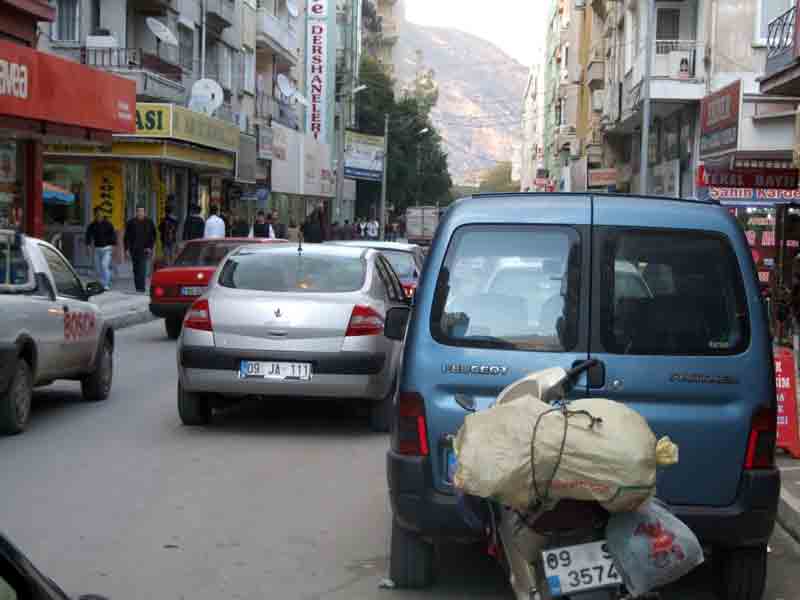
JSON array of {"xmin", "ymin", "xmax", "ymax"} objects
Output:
[
  {"xmin": 697, "ymin": 165, "xmax": 799, "ymax": 190},
  {"xmin": 0, "ymin": 39, "xmax": 135, "ymax": 134},
  {"xmin": 775, "ymin": 347, "xmax": 800, "ymax": 458}
]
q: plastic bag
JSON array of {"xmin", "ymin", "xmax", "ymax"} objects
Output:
[
  {"xmin": 453, "ymin": 370, "xmax": 676, "ymax": 512},
  {"xmin": 605, "ymin": 499, "xmax": 704, "ymax": 596}
]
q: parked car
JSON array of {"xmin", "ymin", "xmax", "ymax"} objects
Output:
[
  {"xmin": 384, "ymin": 193, "xmax": 778, "ymax": 600},
  {"xmin": 326, "ymin": 240, "xmax": 425, "ymax": 298},
  {"xmin": 0, "ymin": 530, "xmax": 108, "ymax": 599},
  {"xmin": 0, "ymin": 231, "xmax": 112, "ymax": 434},
  {"xmin": 150, "ymin": 237, "xmax": 288, "ymax": 339},
  {"xmin": 176, "ymin": 244, "xmax": 409, "ymax": 431}
]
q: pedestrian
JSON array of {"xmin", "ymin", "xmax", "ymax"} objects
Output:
[
  {"xmin": 231, "ymin": 213, "xmax": 250, "ymax": 237},
  {"xmin": 342, "ymin": 219, "xmax": 353, "ymax": 240},
  {"xmin": 358, "ymin": 219, "xmax": 367, "ymax": 238},
  {"xmin": 272, "ymin": 210, "xmax": 287, "ymax": 239},
  {"xmin": 159, "ymin": 205, "xmax": 179, "ymax": 264},
  {"xmin": 252, "ymin": 211, "xmax": 268, "ymax": 238},
  {"xmin": 287, "ymin": 218, "xmax": 300, "ymax": 243},
  {"xmin": 85, "ymin": 207, "xmax": 117, "ymax": 291},
  {"xmin": 301, "ymin": 208, "xmax": 323, "ymax": 244},
  {"xmin": 367, "ymin": 217, "xmax": 379, "ymax": 240},
  {"xmin": 124, "ymin": 206, "xmax": 157, "ymax": 293},
  {"xmin": 204, "ymin": 204, "xmax": 226, "ymax": 239},
  {"xmin": 183, "ymin": 204, "xmax": 205, "ymax": 241}
]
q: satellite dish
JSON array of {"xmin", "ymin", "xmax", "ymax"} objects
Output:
[
  {"xmin": 189, "ymin": 78, "xmax": 224, "ymax": 116},
  {"xmin": 287, "ymin": 0, "xmax": 299, "ymax": 18},
  {"xmin": 146, "ymin": 17, "xmax": 178, "ymax": 47},
  {"xmin": 276, "ymin": 74, "xmax": 296, "ymax": 99}
]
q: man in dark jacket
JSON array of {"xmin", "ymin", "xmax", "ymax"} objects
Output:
[
  {"xmin": 183, "ymin": 204, "xmax": 205, "ymax": 241},
  {"xmin": 159, "ymin": 205, "xmax": 179, "ymax": 264},
  {"xmin": 271, "ymin": 210, "xmax": 287, "ymax": 239},
  {"xmin": 85, "ymin": 208, "xmax": 117, "ymax": 290},
  {"xmin": 124, "ymin": 206, "xmax": 157, "ymax": 293}
]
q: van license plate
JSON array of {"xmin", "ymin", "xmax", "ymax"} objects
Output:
[
  {"xmin": 542, "ymin": 541, "xmax": 620, "ymax": 597},
  {"xmin": 239, "ymin": 361, "xmax": 312, "ymax": 381}
]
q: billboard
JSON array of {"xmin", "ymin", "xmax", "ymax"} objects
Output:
[
  {"xmin": 700, "ymin": 80, "xmax": 742, "ymax": 159},
  {"xmin": 344, "ymin": 131, "xmax": 385, "ymax": 181}
]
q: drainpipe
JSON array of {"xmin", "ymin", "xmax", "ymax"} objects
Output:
[
  {"xmin": 200, "ymin": 0, "xmax": 207, "ymax": 79},
  {"xmin": 639, "ymin": 0, "xmax": 655, "ymax": 194}
]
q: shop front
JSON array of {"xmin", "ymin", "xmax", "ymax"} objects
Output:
[{"xmin": 0, "ymin": 39, "xmax": 136, "ymax": 241}]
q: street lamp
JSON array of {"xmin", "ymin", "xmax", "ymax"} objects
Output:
[{"xmin": 335, "ymin": 84, "xmax": 368, "ymax": 222}]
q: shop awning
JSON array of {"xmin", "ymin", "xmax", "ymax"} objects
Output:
[{"xmin": 42, "ymin": 182, "xmax": 75, "ymax": 205}]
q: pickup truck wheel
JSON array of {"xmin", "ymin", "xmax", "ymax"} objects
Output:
[
  {"xmin": 389, "ymin": 519, "xmax": 434, "ymax": 588},
  {"xmin": 713, "ymin": 545, "xmax": 767, "ymax": 600},
  {"xmin": 0, "ymin": 359, "xmax": 32, "ymax": 435},
  {"xmin": 165, "ymin": 317, "xmax": 182, "ymax": 340},
  {"xmin": 81, "ymin": 339, "xmax": 113, "ymax": 402},
  {"xmin": 178, "ymin": 382, "xmax": 211, "ymax": 426}
]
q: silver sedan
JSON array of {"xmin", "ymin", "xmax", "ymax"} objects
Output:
[{"xmin": 176, "ymin": 244, "xmax": 409, "ymax": 431}]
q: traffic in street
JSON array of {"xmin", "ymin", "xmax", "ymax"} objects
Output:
[{"xmin": 0, "ymin": 319, "xmax": 798, "ymax": 600}]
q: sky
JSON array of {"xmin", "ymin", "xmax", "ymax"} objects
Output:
[{"xmin": 404, "ymin": 0, "xmax": 548, "ymax": 67}]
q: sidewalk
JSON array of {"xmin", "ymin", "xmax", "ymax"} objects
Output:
[
  {"xmin": 778, "ymin": 455, "xmax": 800, "ymax": 542},
  {"xmin": 83, "ymin": 263, "xmax": 155, "ymax": 331}
]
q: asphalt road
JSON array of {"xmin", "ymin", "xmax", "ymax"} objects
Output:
[{"xmin": 0, "ymin": 320, "xmax": 798, "ymax": 600}]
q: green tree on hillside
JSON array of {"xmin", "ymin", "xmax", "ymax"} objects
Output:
[{"xmin": 478, "ymin": 161, "xmax": 519, "ymax": 193}]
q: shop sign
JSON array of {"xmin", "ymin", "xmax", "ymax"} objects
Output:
[
  {"xmin": 775, "ymin": 347, "xmax": 800, "ymax": 458},
  {"xmin": 237, "ymin": 133, "xmax": 258, "ymax": 184},
  {"xmin": 129, "ymin": 103, "xmax": 239, "ymax": 154},
  {"xmin": 306, "ymin": 20, "xmax": 328, "ymax": 141},
  {"xmin": 697, "ymin": 165, "xmax": 799, "ymax": 189},
  {"xmin": 134, "ymin": 104, "xmax": 171, "ymax": 136},
  {"xmin": 309, "ymin": 0, "xmax": 327, "ymax": 17},
  {"xmin": 588, "ymin": 168, "xmax": 617, "ymax": 188},
  {"xmin": 700, "ymin": 80, "xmax": 741, "ymax": 158},
  {"xmin": 0, "ymin": 39, "xmax": 135, "ymax": 134},
  {"xmin": 258, "ymin": 124, "xmax": 274, "ymax": 161},
  {"xmin": 706, "ymin": 187, "xmax": 800, "ymax": 200},
  {"xmin": 344, "ymin": 131, "xmax": 384, "ymax": 182},
  {"xmin": 91, "ymin": 162, "xmax": 125, "ymax": 232}
]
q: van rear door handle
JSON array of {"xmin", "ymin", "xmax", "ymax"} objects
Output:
[{"xmin": 572, "ymin": 359, "xmax": 606, "ymax": 389}]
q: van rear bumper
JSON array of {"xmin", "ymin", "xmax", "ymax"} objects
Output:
[
  {"xmin": 389, "ymin": 449, "xmax": 779, "ymax": 547},
  {"xmin": 671, "ymin": 468, "xmax": 780, "ymax": 549}
]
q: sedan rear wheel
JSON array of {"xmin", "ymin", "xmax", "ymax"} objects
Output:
[
  {"xmin": 178, "ymin": 381, "xmax": 211, "ymax": 426},
  {"xmin": 0, "ymin": 359, "xmax": 32, "ymax": 435}
]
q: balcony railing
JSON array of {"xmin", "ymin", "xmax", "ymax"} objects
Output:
[
  {"xmin": 80, "ymin": 47, "xmax": 182, "ymax": 82},
  {"xmin": 653, "ymin": 39, "xmax": 704, "ymax": 79},
  {"xmin": 766, "ymin": 4, "xmax": 797, "ymax": 76}
]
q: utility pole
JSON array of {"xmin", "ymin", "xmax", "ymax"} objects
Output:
[
  {"xmin": 336, "ymin": 101, "xmax": 346, "ymax": 220},
  {"xmin": 639, "ymin": 0, "xmax": 655, "ymax": 194},
  {"xmin": 379, "ymin": 113, "xmax": 389, "ymax": 241},
  {"xmin": 200, "ymin": 0, "xmax": 207, "ymax": 79}
]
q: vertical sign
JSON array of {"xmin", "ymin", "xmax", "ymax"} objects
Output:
[
  {"xmin": 775, "ymin": 347, "xmax": 800, "ymax": 459},
  {"xmin": 91, "ymin": 161, "xmax": 125, "ymax": 232},
  {"xmin": 308, "ymin": 0, "xmax": 327, "ymax": 17},
  {"xmin": 307, "ymin": 20, "xmax": 328, "ymax": 141}
]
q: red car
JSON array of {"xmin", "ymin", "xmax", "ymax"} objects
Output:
[{"xmin": 150, "ymin": 237, "xmax": 288, "ymax": 338}]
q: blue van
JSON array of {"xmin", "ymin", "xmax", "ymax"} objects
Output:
[{"xmin": 383, "ymin": 194, "xmax": 779, "ymax": 599}]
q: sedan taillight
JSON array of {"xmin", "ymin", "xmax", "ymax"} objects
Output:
[
  {"xmin": 345, "ymin": 305, "xmax": 384, "ymax": 336},
  {"xmin": 184, "ymin": 298, "xmax": 213, "ymax": 332}
]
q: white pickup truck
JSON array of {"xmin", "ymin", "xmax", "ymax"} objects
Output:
[{"xmin": 0, "ymin": 230, "xmax": 113, "ymax": 434}]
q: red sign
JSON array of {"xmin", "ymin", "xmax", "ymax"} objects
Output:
[
  {"xmin": 700, "ymin": 80, "xmax": 741, "ymax": 158},
  {"xmin": 775, "ymin": 347, "xmax": 800, "ymax": 458},
  {"xmin": 0, "ymin": 39, "xmax": 135, "ymax": 134},
  {"xmin": 697, "ymin": 165, "xmax": 799, "ymax": 190}
]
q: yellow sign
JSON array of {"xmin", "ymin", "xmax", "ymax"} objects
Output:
[
  {"xmin": 133, "ymin": 103, "xmax": 172, "ymax": 137},
  {"xmin": 172, "ymin": 106, "xmax": 239, "ymax": 154},
  {"xmin": 91, "ymin": 161, "xmax": 125, "ymax": 232},
  {"xmin": 164, "ymin": 144, "xmax": 235, "ymax": 170},
  {"xmin": 46, "ymin": 141, "xmax": 234, "ymax": 172}
]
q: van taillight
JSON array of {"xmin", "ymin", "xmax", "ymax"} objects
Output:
[
  {"xmin": 393, "ymin": 392, "xmax": 429, "ymax": 456},
  {"xmin": 745, "ymin": 406, "xmax": 776, "ymax": 469},
  {"xmin": 184, "ymin": 298, "xmax": 213, "ymax": 331}
]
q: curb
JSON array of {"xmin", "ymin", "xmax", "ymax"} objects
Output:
[
  {"xmin": 777, "ymin": 487, "xmax": 800, "ymax": 544},
  {"xmin": 105, "ymin": 309, "xmax": 156, "ymax": 331}
]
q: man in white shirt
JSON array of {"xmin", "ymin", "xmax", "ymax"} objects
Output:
[
  {"xmin": 204, "ymin": 205, "xmax": 226, "ymax": 239},
  {"xmin": 366, "ymin": 218, "xmax": 379, "ymax": 240}
]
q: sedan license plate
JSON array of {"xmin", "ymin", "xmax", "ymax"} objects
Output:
[
  {"xmin": 181, "ymin": 286, "xmax": 205, "ymax": 297},
  {"xmin": 542, "ymin": 541, "xmax": 620, "ymax": 597},
  {"xmin": 239, "ymin": 361, "xmax": 312, "ymax": 381}
]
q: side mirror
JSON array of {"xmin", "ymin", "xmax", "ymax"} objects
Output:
[
  {"xmin": 35, "ymin": 273, "xmax": 56, "ymax": 301},
  {"xmin": 385, "ymin": 306, "xmax": 411, "ymax": 341},
  {"xmin": 85, "ymin": 280, "xmax": 105, "ymax": 297}
]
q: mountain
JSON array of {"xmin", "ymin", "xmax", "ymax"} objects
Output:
[{"xmin": 395, "ymin": 23, "xmax": 529, "ymax": 185}]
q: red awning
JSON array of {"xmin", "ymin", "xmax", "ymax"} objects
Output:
[{"xmin": 0, "ymin": 39, "xmax": 136, "ymax": 134}]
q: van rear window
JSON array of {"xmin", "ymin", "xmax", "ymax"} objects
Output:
[
  {"xmin": 598, "ymin": 227, "xmax": 750, "ymax": 356},
  {"xmin": 431, "ymin": 225, "xmax": 582, "ymax": 352}
]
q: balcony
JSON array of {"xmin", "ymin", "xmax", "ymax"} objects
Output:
[
  {"xmin": 256, "ymin": 91, "xmax": 301, "ymax": 131},
  {"xmin": 206, "ymin": 0, "xmax": 234, "ymax": 31},
  {"xmin": 79, "ymin": 47, "xmax": 185, "ymax": 102},
  {"xmin": 257, "ymin": 9, "xmax": 299, "ymax": 65},
  {"xmin": 587, "ymin": 57, "xmax": 605, "ymax": 89},
  {"xmin": 761, "ymin": 4, "xmax": 800, "ymax": 96},
  {"xmin": 129, "ymin": 0, "xmax": 176, "ymax": 16}
]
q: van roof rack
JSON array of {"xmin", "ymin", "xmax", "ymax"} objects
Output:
[{"xmin": 470, "ymin": 192, "xmax": 719, "ymax": 205}]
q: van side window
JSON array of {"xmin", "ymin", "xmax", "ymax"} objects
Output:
[
  {"xmin": 430, "ymin": 225, "xmax": 581, "ymax": 352},
  {"xmin": 598, "ymin": 227, "xmax": 750, "ymax": 356}
]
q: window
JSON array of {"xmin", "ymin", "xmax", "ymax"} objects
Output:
[
  {"xmin": 174, "ymin": 241, "xmax": 252, "ymax": 267},
  {"xmin": 598, "ymin": 228, "xmax": 749, "ymax": 356},
  {"xmin": 0, "ymin": 234, "xmax": 30, "ymax": 288},
  {"xmin": 39, "ymin": 245, "xmax": 85, "ymax": 299},
  {"xmin": 243, "ymin": 47, "xmax": 256, "ymax": 94},
  {"xmin": 54, "ymin": 0, "xmax": 80, "ymax": 42},
  {"xmin": 758, "ymin": 0, "xmax": 793, "ymax": 43},
  {"xmin": 431, "ymin": 225, "xmax": 582, "ymax": 352},
  {"xmin": 656, "ymin": 8, "xmax": 680, "ymax": 41},
  {"xmin": 179, "ymin": 25, "xmax": 194, "ymax": 72},
  {"xmin": 219, "ymin": 45, "xmax": 233, "ymax": 90},
  {"xmin": 90, "ymin": 0, "xmax": 100, "ymax": 34}
]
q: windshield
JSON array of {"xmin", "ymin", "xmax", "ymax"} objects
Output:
[
  {"xmin": 174, "ymin": 242, "xmax": 247, "ymax": 267},
  {"xmin": 383, "ymin": 251, "xmax": 417, "ymax": 279},
  {"xmin": 218, "ymin": 251, "xmax": 366, "ymax": 293}
]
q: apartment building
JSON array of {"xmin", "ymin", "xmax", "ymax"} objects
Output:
[
  {"xmin": 362, "ymin": 0, "xmax": 403, "ymax": 76},
  {"xmin": 519, "ymin": 63, "xmax": 546, "ymax": 191},
  {"xmin": 37, "ymin": 0, "xmax": 257, "ymax": 266}
]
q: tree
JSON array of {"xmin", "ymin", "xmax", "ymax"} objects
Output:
[{"xmin": 478, "ymin": 162, "xmax": 519, "ymax": 194}]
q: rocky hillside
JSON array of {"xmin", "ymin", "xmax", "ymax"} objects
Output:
[{"xmin": 395, "ymin": 23, "xmax": 528, "ymax": 184}]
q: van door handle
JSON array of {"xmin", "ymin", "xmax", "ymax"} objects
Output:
[{"xmin": 572, "ymin": 359, "xmax": 606, "ymax": 389}]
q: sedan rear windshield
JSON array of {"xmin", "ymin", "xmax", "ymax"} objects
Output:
[
  {"xmin": 174, "ymin": 242, "xmax": 246, "ymax": 267},
  {"xmin": 219, "ymin": 252, "xmax": 366, "ymax": 293}
]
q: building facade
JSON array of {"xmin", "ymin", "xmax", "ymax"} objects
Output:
[
  {"xmin": 361, "ymin": 0, "xmax": 403, "ymax": 76},
  {"xmin": 519, "ymin": 63, "xmax": 545, "ymax": 191}
]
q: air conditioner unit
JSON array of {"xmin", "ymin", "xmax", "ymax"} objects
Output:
[{"xmin": 592, "ymin": 90, "xmax": 605, "ymax": 112}]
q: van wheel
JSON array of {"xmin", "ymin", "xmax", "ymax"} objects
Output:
[
  {"xmin": 0, "ymin": 359, "xmax": 32, "ymax": 435},
  {"xmin": 390, "ymin": 519, "xmax": 434, "ymax": 588},
  {"xmin": 165, "ymin": 317, "xmax": 182, "ymax": 340},
  {"xmin": 178, "ymin": 382, "xmax": 211, "ymax": 426},
  {"xmin": 81, "ymin": 338, "xmax": 113, "ymax": 402},
  {"xmin": 714, "ymin": 546, "xmax": 767, "ymax": 600}
]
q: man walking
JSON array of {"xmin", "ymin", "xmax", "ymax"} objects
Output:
[
  {"xmin": 366, "ymin": 217, "xmax": 379, "ymax": 240},
  {"xmin": 204, "ymin": 204, "xmax": 226, "ymax": 239},
  {"xmin": 183, "ymin": 204, "xmax": 205, "ymax": 241},
  {"xmin": 85, "ymin": 208, "xmax": 117, "ymax": 291},
  {"xmin": 271, "ymin": 210, "xmax": 287, "ymax": 239},
  {"xmin": 159, "ymin": 205, "xmax": 179, "ymax": 264},
  {"xmin": 124, "ymin": 206, "xmax": 157, "ymax": 293}
]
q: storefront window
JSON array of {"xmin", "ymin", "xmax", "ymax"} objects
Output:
[
  {"xmin": 0, "ymin": 142, "xmax": 24, "ymax": 231},
  {"xmin": 43, "ymin": 163, "xmax": 86, "ymax": 228}
]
